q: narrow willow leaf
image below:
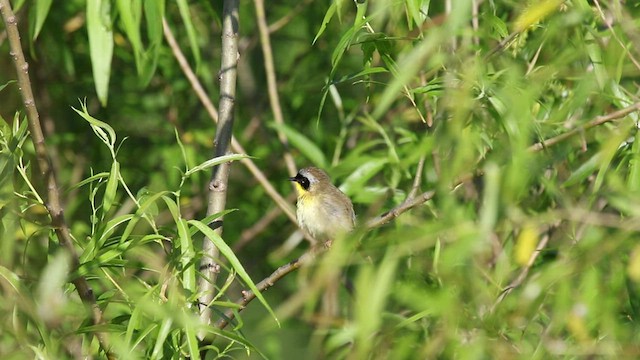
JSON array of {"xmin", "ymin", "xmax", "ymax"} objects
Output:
[
  {"xmin": 313, "ymin": 2, "xmax": 337, "ymax": 44},
  {"xmin": 87, "ymin": 0, "xmax": 114, "ymax": 106},
  {"xmin": 69, "ymin": 172, "xmax": 109, "ymax": 190},
  {"xmin": 116, "ymin": 0, "xmax": 143, "ymax": 71},
  {"xmin": 372, "ymin": 33, "xmax": 441, "ymax": 121},
  {"xmin": 629, "ymin": 132, "xmax": 640, "ymax": 192},
  {"xmin": 184, "ymin": 153, "xmax": 247, "ymax": 177},
  {"xmin": 141, "ymin": 0, "xmax": 165, "ymax": 85},
  {"xmin": 340, "ymin": 158, "xmax": 387, "ymax": 195},
  {"xmin": 73, "ymin": 100, "xmax": 117, "ymax": 149},
  {"xmin": 183, "ymin": 311, "xmax": 201, "ymax": 360},
  {"xmin": 188, "ymin": 220, "xmax": 279, "ymax": 326},
  {"xmin": 268, "ymin": 123, "xmax": 327, "ymax": 169},
  {"xmin": 178, "ymin": 218, "xmax": 196, "ymax": 293},
  {"xmin": 31, "ymin": 0, "xmax": 53, "ymax": 40},
  {"xmin": 103, "ymin": 161, "xmax": 119, "ymax": 213},
  {"xmin": 150, "ymin": 318, "xmax": 173, "ymax": 360},
  {"xmin": 0, "ymin": 80, "xmax": 16, "ymax": 93},
  {"xmin": 120, "ymin": 191, "xmax": 169, "ymax": 244},
  {"xmin": 176, "ymin": 0, "xmax": 201, "ymax": 69}
]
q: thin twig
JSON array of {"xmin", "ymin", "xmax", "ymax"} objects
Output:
[
  {"xmin": 267, "ymin": 0, "xmax": 314, "ymax": 33},
  {"xmin": 234, "ymin": 201, "xmax": 288, "ymax": 252},
  {"xmin": 0, "ymin": 1, "xmax": 112, "ymax": 357},
  {"xmin": 163, "ymin": 18, "xmax": 297, "ymax": 224},
  {"xmin": 492, "ymin": 232, "xmax": 550, "ymax": 310},
  {"xmin": 162, "ymin": 17, "xmax": 219, "ymax": 122},
  {"xmin": 254, "ymin": 0, "xmax": 298, "ymax": 176},
  {"xmin": 215, "ymin": 249, "xmax": 319, "ymax": 329},
  {"xmin": 366, "ymin": 190, "xmax": 435, "ymax": 229},
  {"xmin": 592, "ymin": 0, "xmax": 640, "ymax": 72},
  {"xmin": 527, "ymin": 102, "xmax": 640, "ymax": 152},
  {"xmin": 197, "ymin": 0, "xmax": 239, "ymax": 333},
  {"xmin": 407, "ymin": 155, "xmax": 426, "ymax": 200}
]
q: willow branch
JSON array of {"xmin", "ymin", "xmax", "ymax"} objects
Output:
[
  {"xmin": 0, "ymin": 1, "xmax": 112, "ymax": 357},
  {"xmin": 254, "ymin": 0, "xmax": 297, "ymax": 176},
  {"xmin": 162, "ymin": 17, "xmax": 297, "ymax": 224},
  {"xmin": 215, "ymin": 249, "xmax": 318, "ymax": 329},
  {"xmin": 527, "ymin": 102, "xmax": 640, "ymax": 152},
  {"xmin": 197, "ymin": 0, "xmax": 239, "ymax": 330},
  {"xmin": 492, "ymin": 232, "xmax": 551, "ymax": 311}
]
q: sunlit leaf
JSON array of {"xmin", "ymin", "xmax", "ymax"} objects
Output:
[{"xmin": 87, "ymin": 0, "xmax": 114, "ymax": 106}]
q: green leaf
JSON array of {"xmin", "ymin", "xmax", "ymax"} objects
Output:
[
  {"xmin": 116, "ymin": 0, "xmax": 143, "ymax": 71},
  {"xmin": 176, "ymin": 0, "xmax": 201, "ymax": 70},
  {"xmin": 313, "ymin": 2, "xmax": 337, "ymax": 44},
  {"xmin": 372, "ymin": 33, "xmax": 442, "ymax": 121},
  {"xmin": 102, "ymin": 161, "xmax": 119, "ymax": 213},
  {"xmin": 184, "ymin": 153, "xmax": 248, "ymax": 177},
  {"xmin": 268, "ymin": 123, "xmax": 328, "ymax": 169},
  {"xmin": 141, "ymin": 0, "xmax": 165, "ymax": 85},
  {"xmin": 0, "ymin": 265, "xmax": 23, "ymax": 294},
  {"xmin": 31, "ymin": 0, "xmax": 53, "ymax": 41},
  {"xmin": 72, "ymin": 100, "xmax": 117, "ymax": 150},
  {"xmin": 0, "ymin": 80, "xmax": 16, "ymax": 93},
  {"xmin": 340, "ymin": 158, "xmax": 387, "ymax": 195},
  {"xmin": 183, "ymin": 310, "xmax": 201, "ymax": 360},
  {"xmin": 178, "ymin": 218, "xmax": 196, "ymax": 293},
  {"xmin": 188, "ymin": 220, "xmax": 279, "ymax": 326},
  {"xmin": 87, "ymin": 0, "xmax": 114, "ymax": 106},
  {"xmin": 151, "ymin": 318, "xmax": 173, "ymax": 360}
]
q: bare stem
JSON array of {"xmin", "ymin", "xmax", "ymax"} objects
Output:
[
  {"xmin": 197, "ymin": 0, "xmax": 239, "ymax": 331},
  {"xmin": 0, "ymin": 1, "xmax": 112, "ymax": 357},
  {"xmin": 254, "ymin": 0, "xmax": 298, "ymax": 176},
  {"xmin": 528, "ymin": 102, "xmax": 640, "ymax": 152}
]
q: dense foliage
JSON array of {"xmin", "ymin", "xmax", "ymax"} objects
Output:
[{"xmin": 2, "ymin": 0, "xmax": 640, "ymax": 358}]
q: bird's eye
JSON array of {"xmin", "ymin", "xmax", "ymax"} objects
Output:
[
  {"xmin": 290, "ymin": 173, "xmax": 311, "ymax": 190},
  {"xmin": 298, "ymin": 175, "xmax": 310, "ymax": 190}
]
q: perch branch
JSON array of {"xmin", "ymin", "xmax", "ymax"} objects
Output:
[
  {"xmin": 0, "ymin": 1, "xmax": 112, "ymax": 357},
  {"xmin": 527, "ymin": 102, "xmax": 640, "ymax": 152}
]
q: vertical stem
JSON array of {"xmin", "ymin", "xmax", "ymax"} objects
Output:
[{"xmin": 197, "ymin": 0, "xmax": 240, "ymax": 330}]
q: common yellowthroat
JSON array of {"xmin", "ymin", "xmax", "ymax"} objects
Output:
[{"xmin": 289, "ymin": 167, "xmax": 355, "ymax": 245}]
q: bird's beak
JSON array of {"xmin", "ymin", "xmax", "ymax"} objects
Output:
[{"xmin": 289, "ymin": 174, "xmax": 302, "ymax": 183}]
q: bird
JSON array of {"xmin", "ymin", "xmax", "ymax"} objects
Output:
[
  {"xmin": 289, "ymin": 167, "xmax": 356, "ymax": 319},
  {"xmin": 289, "ymin": 167, "xmax": 355, "ymax": 246}
]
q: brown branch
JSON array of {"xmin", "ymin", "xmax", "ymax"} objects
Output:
[
  {"xmin": 592, "ymin": 0, "xmax": 640, "ymax": 72},
  {"xmin": 267, "ymin": 0, "xmax": 314, "ymax": 34},
  {"xmin": 0, "ymin": 1, "xmax": 112, "ymax": 357},
  {"xmin": 162, "ymin": 17, "xmax": 219, "ymax": 122},
  {"xmin": 492, "ymin": 231, "xmax": 551, "ymax": 311},
  {"xmin": 527, "ymin": 102, "xmax": 640, "ymax": 152},
  {"xmin": 366, "ymin": 190, "xmax": 435, "ymax": 229},
  {"xmin": 233, "ymin": 194, "xmax": 296, "ymax": 252},
  {"xmin": 407, "ymin": 155, "xmax": 426, "ymax": 200},
  {"xmin": 254, "ymin": 0, "xmax": 298, "ymax": 176},
  {"xmin": 162, "ymin": 17, "xmax": 297, "ymax": 225},
  {"xmin": 197, "ymin": 0, "xmax": 239, "ymax": 331},
  {"xmin": 215, "ymin": 249, "xmax": 319, "ymax": 329}
]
